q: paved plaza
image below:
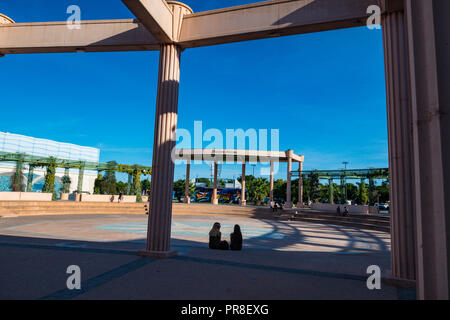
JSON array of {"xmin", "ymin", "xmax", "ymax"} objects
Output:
[{"xmin": 0, "ymin": 212, "xmax": 415, "ymax": 299}]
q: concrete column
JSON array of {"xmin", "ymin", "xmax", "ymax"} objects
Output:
[
  {"xmin": 139, "ymin": 1, "xmax": 193, "ymax": 258},
  {"xmin": 26, "ymin": 166, "xmax": 34, "ymax": 192},
  {"xmin": 285, "ymin": 150, "xmax": 293, "ymax": 208},
  {"xmin": 269, "ymin": 161, "xmax": 274, "ymax": 205},
  {"xmin": 77, "ymin": 166, "xmax": 84, "ymax": 193},
  {"xmin": 140, "ymin": 43, "xmax": 181, "ymax": 258},
  {"xmin": 297, "ymin": 161, "xmax": 303, "ymax": 208},
  {"xmin": 240, "ymin": 163, "xmax": 246, "ymax": 205},
  {"xmin": 126, "ymin": 173, "xmax": 132, "ymax": 195},
  {"xmin": 382, "ymin": 2, "xmax": 416, "ymax": 282},
  {"xmin": 211, "ymin": 162, "xmax": 218, "ymax": 205},
  {"xmin": 405, "ymin": 0, "xmax": 450, "ymax": 299},
  {"xmin": 63, "ymin": 167, "xmax": 70, "ymax": 195},
  {"xmin": 184, "ymin": 160, "xmax": 190, "ymax": 203}
]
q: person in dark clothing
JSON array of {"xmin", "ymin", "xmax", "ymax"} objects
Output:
[
  {"xmin": 230, "ymin": 224, "xmax": 243, "ymax": 251},
  {"xmin": 277, "ymin": 201, "xmax": 283, "ymax": 210},
  {"xmin": 209, "ymin": 222, "xmax": 229, "ymax": 250},
  {"xmin": 344, "ymin": 206, "xmax": 349, "ymax": 217},
  {"xmin": 336, "ymin": 206, "xmax": 341, "ymax": 215},
  {"xmin": 271, "ymin": 201, "xmax": 277, "ymax": 213}
]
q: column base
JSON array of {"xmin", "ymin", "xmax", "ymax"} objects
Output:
[
  {"xmin": 383, "ymin": 271, "xmax": 416, "ymax": 288},
  {"xmin": 296, "ymin": 202, "xmax": 303, "ymax": 208},
  {"xmin": 284, "ymin": 201, "xmax": 293, "ymax": 209},
  {"xmin": 211, "ymin": 198, "xmax": 219, "ymax": 205},
  {"xmin": 240, "ymin": 200, "xmax": 247, "ymax": 206},
  {"xmin": 183, "ymin": 198, "xmax": 191, "ymax": 204},
  {"xmin": 138, "ymin": 249, "xmax": 178, "ymax": 259}
]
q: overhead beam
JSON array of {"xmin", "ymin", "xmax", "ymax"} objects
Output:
[
  {"xmin": 0, "ymin": 19, "xmax": 159, "ymax": 54},
  {"xmin": 178, "ymin": 0, "xmax": 381, "ymax": 48},
  {"xmin": 122, "ymin": 0, "xmax": 174, "ymax": 43}
]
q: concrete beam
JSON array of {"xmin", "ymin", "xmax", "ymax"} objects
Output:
[
  {"xmin": 0, "ymin": 19, "xmax": 159, "ymax": 54},
  {"xmin": 121, "ymin": 0, "xmax": 174, "ymax": 43},
  {"xmin": 175, "ymin": 149, "xmax": 304, "ymax": 163},
  {"xmin": 179, "ymin": 0, "xmax": 380, "ymax": 48}
]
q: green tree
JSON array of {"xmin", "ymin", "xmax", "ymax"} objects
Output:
[
  {"xmin": 10, "ymin": 159, "xmax": 24, "ymax": 192},
  {"xmin": 61, "ymin": 175, "xmax": 71, "ymax": 193},
  {"xmin": 42, "ymin": 157, "xmax": 57, "ymax": 200},
  {"xmin": 247, "ymin": 177, "xmax": 270, "ymax": 205},
  {"xmin": 273, "ymin": 179, "xmax": 286, "ymax": 200},
  {"xmin": 345, "ymin": 183, "xmax": 358, "ymax": 202},
  {"xmin": 94, "ymin": 174, "xmax": 102, "ymax": 194},
  {"xmin": 141, "ymin": 179, "xmax": 151, "ymax": 194},
  {"xmin": 196, "ymin": 178, "xmax": 211, "ymax": 187},
  {"xmin": 173, "ymin": 179, "xmax": 185, "ymax": 201},
  {"xmin": 368, "ymin": 178, "xmax": 377, "ymax": 205},
  {"xmin": 377, "ymin": 180, "xmax": 390, "ymax": 203},
  {"xmin": 319, "ymin": 184, "xmax": 329, "ymax": 202},
  {"xmin": 173, "ymin": 180, "xmax": 196, "ymax": 200},
  {"xmin": 309, "ymin": 171, "xmax": 321, "ymax": 203},
  {"xmin": 357, "ymin": 181, "xmax": 369, "ymax": 205},
  {"xmin": 132, "ymin": 169, "xmax": 142, "ymax": 202},
  {"xmin": 332, "ymin": 183, "xmax": 342, "ymax": 204},
  {"xmin": 100, "ymin": 161, "xmax": 117, "ymax": 195},
  {"xmin": 116, "ymin": 181, "xmax": 129, "ymax": 193}
]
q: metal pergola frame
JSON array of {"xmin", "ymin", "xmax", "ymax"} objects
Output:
[{"xmin": 0, "ymin": 151, "xmax": 151, "ymax": 193}]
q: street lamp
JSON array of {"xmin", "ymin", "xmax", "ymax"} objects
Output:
[
  {"xmin": 343, "ymin": 161, "xmax": 348, "ymax": 171},
  {"xmin": 251, "ymin": 164, "xmax": 256, "ymax": 176}
]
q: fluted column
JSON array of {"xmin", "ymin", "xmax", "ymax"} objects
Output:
[
  {"xmin": 240, "ymin": 163, "xmax": 246, "ymax": 205},
  {"xmin": 297, "ymin": 161, "xmax": 303, "ymax": 208},
  {"xmin": 212, "ymin": 162, "xmax": 218, "ymax": 205},
  {"xmin": 285, "ymin": 150, "xmax": 293, "ymax": 208},
  {"xmin": 141, "ymin": 43, "xmax": 181, "ymax": 257},
  {"xmin": 382, "ymin": 3, "xmax": 416, "ymax": 282},
  {"xmin": 184, "ymin": 160, "xmax": 190, "ymax": 203},
  {"xmin": 140, "ymin": 1, "xmax": 193, "ymax": 258},
  {"xmin": 405, "ymin": 0, "xmax": 450, "ymax": 299}
]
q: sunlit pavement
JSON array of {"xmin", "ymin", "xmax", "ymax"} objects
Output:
[{"xmin": 0, "ymin": 213, "xmax": 415, "ymax": 300}]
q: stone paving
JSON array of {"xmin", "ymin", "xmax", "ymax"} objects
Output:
[{"xmin": 0, "ymin": 213, "xmax": 415, "ymax": 300}]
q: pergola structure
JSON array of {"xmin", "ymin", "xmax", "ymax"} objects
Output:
[
  {"xmin": 1, "ymin": 0, "xmax": 448, "ymax": 299},
  {"xmin": 0, "ymin": 151, "xmax": 152, "ymax": 194},
  {"xmin": 175, "ymin": 148, "xmax": 304, "ymax": 207},
  {"xmin": 293, "ymin": 168, "xmax": 389, "ymax": 204}
]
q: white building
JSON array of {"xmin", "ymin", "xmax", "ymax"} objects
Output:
[{"xmin": 0, "ymin": 132, "xmax": 100, "ymax": 194}]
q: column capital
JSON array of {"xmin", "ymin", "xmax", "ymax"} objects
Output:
[
  {"xmin": 166, "ymin": 1, "xmax": 194, "ymax": 41},
  {"xmin": 285, "ymin": 149, "xmax": 294, "ymax": 158}
]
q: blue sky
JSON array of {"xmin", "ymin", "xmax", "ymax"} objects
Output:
[{"xmin": 0, "ymin": 0, "xmax": 388, "ymax": 182}]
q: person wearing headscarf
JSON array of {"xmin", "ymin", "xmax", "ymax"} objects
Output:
[
  {"xmin": 209, "ymin": 222, "xmax": 229, "ymax": 250},
  {"xmin": 230, "ymin": 224, "xmax": 243, "ymax": 251}
]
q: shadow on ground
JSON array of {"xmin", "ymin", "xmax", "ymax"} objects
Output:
[{"xmin": 0, "ymin": 219, "xmax": 415, "ymax": 300}]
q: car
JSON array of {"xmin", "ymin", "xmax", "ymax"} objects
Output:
[
  {"xmin": 375, "ymin": 203, "xmax": 388, "ymax": 209},
  {"xmin": 375, "ymin": 203, "xmax": 390, "ymax": 212}
]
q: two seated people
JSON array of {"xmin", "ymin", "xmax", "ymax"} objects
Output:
[{"xmin": 208, "ymin": 222, "xmax": 242, "ymax": 251}]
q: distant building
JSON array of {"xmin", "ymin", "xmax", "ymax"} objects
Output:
[{"xmin": 0, "ymin": 132, "xmax": 100, "ymax": 194}]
